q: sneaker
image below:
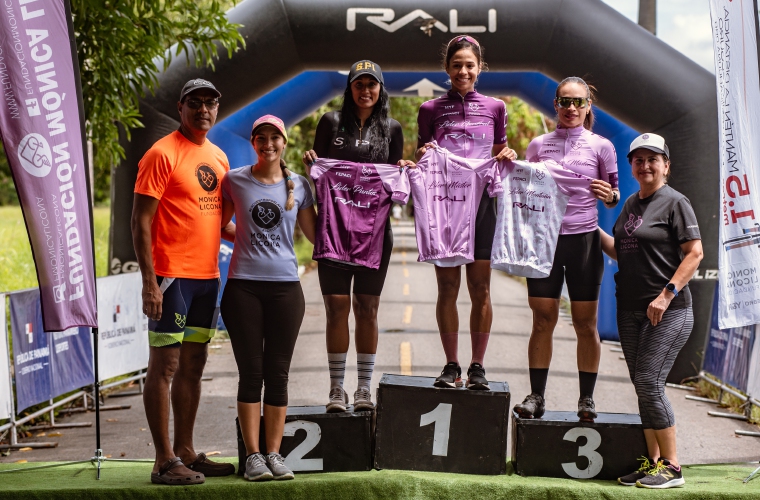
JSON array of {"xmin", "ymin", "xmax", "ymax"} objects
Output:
[
  {"xmin": 513, "ymin": 393, "xmax": 546, "ymax": 419},
  {"xmin": 326, "ymin": 386, "xmax": 348, "ymax": 412},
  {"xmin": 577, "ymin": 395, "xmax": 597, "ymax": 421},
  {"xmin": 466, "ymin": 363, "xmax": 490, "ymax": 390},
  {"xmin": 434, "ymin": 362, "xmax": 463, "ymax": 388},
  {"xmin": 618, "ymin": 456, "xmax": 655, "ymax": 486},
  {"xmin": 636, "ymin": 459, "xmax": 685, "ymax": 489},
  {"xmin": 353, "ymin": 387, "xmax": 375, "ymax": 411},
  {"xmin": 243, "ymin": 452, "xmax": 273, "ymax": 481},
  {"xmin": 266, "ymin": 452, "xmax": 294, "ymax": 480}
]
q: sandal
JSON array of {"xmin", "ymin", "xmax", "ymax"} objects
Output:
[
  {"xmin": 186, "ymin": 452, "xmax": 235, "ymax": 477},
  {"xmin": 150, "ymin": 457, "xmax": 205, "ymax": 485}
]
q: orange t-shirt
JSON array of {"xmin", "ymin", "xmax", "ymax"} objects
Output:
[{"xmin": 135, "ymin": 131, "xmax": 230, "ymax": 279}]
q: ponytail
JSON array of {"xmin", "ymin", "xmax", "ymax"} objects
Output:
[
  {"xmin": 280, "ymin": 159, "xmax": 295, "ymax": 211},
  {"xmin": 556, "ymin": 76, "xmax": 596, "ymax": 131}
]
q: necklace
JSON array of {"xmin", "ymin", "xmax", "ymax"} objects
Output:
[{"xmin": 355, "ymin": 119, "xmax": 363, "ymax": 142}]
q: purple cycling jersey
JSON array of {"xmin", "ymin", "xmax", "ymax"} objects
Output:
[
  {"xmin": 418, "ymin": 90, "xmax": 507, "ymax": 159},
  {"xmin": 310, "ymin": 159, "xmax": 408, "ymax": 269},
  {"xmin": 526, "ymin": 125, "xmax": 618, "ymax": 234},
  {"xmin": 396, "ymin": 146, "xmax": 502, "ymax": 266}
]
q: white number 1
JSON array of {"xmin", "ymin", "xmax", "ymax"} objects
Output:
[
  {"xmin": 419, "ymin": 403, "xmax": 452, "ymax": 456},
  {"xmin": 561, "ymin": 427, "xmax": 604, "ymax": 479}
]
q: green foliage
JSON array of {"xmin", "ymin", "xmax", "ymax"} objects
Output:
[{"xmin": 283, "ymin": 96, "xmax": 343, "ymax": 175}]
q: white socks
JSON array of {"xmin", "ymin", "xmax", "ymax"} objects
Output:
[
  {"xmin": 328, "ymin": 352, "xmax": 347, "ymax": 390},
  {"xmin": 357, "ymin": 353, "xmax": 376, "ymax": 392}
]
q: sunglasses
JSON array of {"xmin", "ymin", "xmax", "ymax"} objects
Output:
[
  {"xmin": 555, "ymin": 97, "xmax": 589, "ymax": 109},
  {"xmin": 184, "ymin": 98, "xmax": 219, "ymax": 110},
  {"xmin": 447, "ymin": 35, "xmax": 480, "ymax": 48}
]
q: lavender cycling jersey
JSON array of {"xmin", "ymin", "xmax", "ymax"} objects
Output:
[
  {"xmin": 526, "ymin": 125, "xmax": 618, "ymax": 234},
  {"xmin": 491, "ymin": 160, "xmax": 594, "ymax": 278},
  {"xmin": 417, "ymin": 90, "xmax": 507, "ymax": 159},
  {"xmin": 396, "ymin": 146, "xmax": 502, "ymax": 266},
  {"xmin": 310, "ymin": 158, "xmax": 408, "ymax": 269}
]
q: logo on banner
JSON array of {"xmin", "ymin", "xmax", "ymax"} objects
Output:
[
  {"xmin": 53, "ymin": 284, "xmax": 66, "ymax": 303},
  {"xmin": 195, "ymin": 164, "xmax": 219, "ymax": 193},
  {"xmin": 250, "ymin": 199, "xmax": 283, "ymax": 231},
  {"xmin": 346, "ymin": 8, "xmax": 497, "ymax": 34},
  {"xmin": 25, "ymin": 323, "xmax": 33, "ymax": 344},
  {"xmin": 17, "ymin": 134, "xmax": 52, "ymax": 177},
  {"xmin": 113, "ymin": 305, "xmax": 121, "ymax": 323}
]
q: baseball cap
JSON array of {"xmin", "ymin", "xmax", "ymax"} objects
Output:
[
  {"xmin": 627, "ymin": 133, "xmax": 669, "ymax": 162},
  {"xmin": 251, "ymin": 115, "xmax": 288, "ymax": 143},
  {"xmin": 179, "ymin": 78, "xmax": 221, "ymax": 101},
  {"xmin": 348, "ymin": 60, "xmax": 384, "ymax": 85}
]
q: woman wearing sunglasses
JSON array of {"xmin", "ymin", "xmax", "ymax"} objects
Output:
[
  {"xmin": 415, "ymin": 35, "xmax": 516, "ymax": 391},
  {"xmin": 513, "ymin": 77, "xmax": 619, "ymax": 420}
]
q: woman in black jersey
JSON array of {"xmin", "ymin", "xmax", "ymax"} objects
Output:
[{"xmin": 302, "ymin": 60, "xmax": 412, "ymax": 413}]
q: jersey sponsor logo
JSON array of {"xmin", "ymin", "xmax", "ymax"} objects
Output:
[
  {"xmin": 251, "ymin": 232, "xmax": 282, "ymax": 249},
  {"xmin": 512, "ymin": 202, "xmax": 544, "ymax": 212},
  {"xmin": 250, "ymin": 199, "xmax": 283, "ymax": 231},
  {"xmin": 198, "ymin": 195, "xmax": 222, "ymax": 212},
  {"xmin": 439, "ymin": 111, "xmax": 459, "ymax": 117},
  {"xmin": 346, "ymin": 8, "xmax": 497, "ymax": 34},
  {"xmin": 444, "ymin": 104, "xmax": 455, "ymax": 109},
  {"xmin": 428, "ymin": 180, "xmax": 472, "ymax": 190},
  {"xmin": 433, "ymin": 194, "xmax": 466, "ymax": 202},
  {"xmin": 571, "ymin": 141, "xmax": 582, "ymax": 151},
  {"xmin": 545, "ymin": 143, "xmax": 557, "ymax": 147},
  {"xmin": 437, "ymin": 119, "xmax": 490, "ymax": 129},
  {"xmin": 468, "ymin": 102, "xmax": 480, "ymax": 111},
  {"xmin": 567, "ymin": 159, "xmax": 593, "ymax": 167},
  {"xmin": 429, "ymin": 170, "xmax": 443, "ymax": 174},
  {"xmin": 331, "ymin": 182, "xmax": 379, "ymax": 196},
  {"xmin": 512, "ymin": 177, "xmax": 528, "ymax": 182},
  {"xmin": 534, "ymin": 170, "xmax": 546, "ymax": 180},
  {"xmin": 333, "ymin": 137, "xmax": 345, "ymax": 147},
  {"xmin": 543, "ymin": 149, "xmax": 560, "ymax": 154},
  {"xmin": 362, "ymin": 165, "xmax": 373, "ymax": 177},
  {"xmin": 174, "ymin": 313, "xmax": 187, "ymax": 329},
  {"xmin": 195, "ymin": 164, "xmax": 219, "ymax": 193},
  {"xmin": 355, "ymin": 139, "xmax": 370, "ymax": 147},
  {"xmin": 335, "ymin": 196, "xmax": 371, "ymax": 208},
  {"xmin": 444, "ymin": 132, "xmax": 487, "ymax": 141},
  {"xmin": 335, "ymin": 172, "xmax": 352, "ymax": 178}
]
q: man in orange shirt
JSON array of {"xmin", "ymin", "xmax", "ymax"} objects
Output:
[{"xmin": 131, "ymin": 79, "xmax": 234, "ymax": 485}]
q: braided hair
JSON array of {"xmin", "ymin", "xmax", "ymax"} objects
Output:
[{"xmin": 280, "ymin": 159, "xmax": 295, "ymax": 211}]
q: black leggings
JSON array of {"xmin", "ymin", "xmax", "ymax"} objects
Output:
[{"xmin": 220, "ymin": 279, "xmax": 305, "ymax": 407}]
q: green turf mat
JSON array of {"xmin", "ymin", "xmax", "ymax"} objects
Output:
[{"xmin": 0, "ymin": 459, "xmax": 757, "ymax": 500}]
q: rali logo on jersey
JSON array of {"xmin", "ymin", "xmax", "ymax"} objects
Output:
[{"xmin": 346, "ymin": 8, "xmax": 497, "ymax": 34}]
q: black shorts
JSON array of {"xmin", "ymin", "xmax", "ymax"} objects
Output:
[
  {"xmin": 148, "ymin": 276, "xmax": 220, "ymax": 347},
  {"xmin": 526, "ymin": 229, "xmax": 603, "ymax": 301},
  {"xmin": 318, "ymin": 227, "xmax": 393, "ymax": 296},
  {"xmin": 474, "ymin": 190, "xmax": 497, "ymax": 261}
]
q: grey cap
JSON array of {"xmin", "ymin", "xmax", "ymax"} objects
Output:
[
  {"xmin": 179, "ymin": 78, "xmax": 221, "ymax": 101},
  {"xmin": 627, "ymin": 133, "xmax": 669, "ymax": 162}
]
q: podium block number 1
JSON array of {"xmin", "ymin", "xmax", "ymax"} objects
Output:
[
  {"xmin": 561, "ymin": 427, "xmax": 603, "ymax": 479},
  {"xmin": 283, "ymin": 420, "xmax": 324, "ymax": 471},
  {"xmin": 419, "ymin": 403, "xmax": 453, "ymax": 456}
]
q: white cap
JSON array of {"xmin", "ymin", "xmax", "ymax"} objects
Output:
[{"xmin": 627, "ymin": 133, "xmax": 669, "ymax": 162}]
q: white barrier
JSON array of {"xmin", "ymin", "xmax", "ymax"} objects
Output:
[{"xmin": 0, "ymin": 296, "xmax": 11, "ymax": 420}]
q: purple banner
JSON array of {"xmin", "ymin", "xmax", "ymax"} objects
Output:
[{"xmin": 0, "ymin": 0, "xmax": 96, "ymax": 330}]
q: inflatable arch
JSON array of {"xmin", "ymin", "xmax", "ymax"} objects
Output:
[{"xmin": 110, "ymin": 0, "xmax": 718, "ymax": 381}]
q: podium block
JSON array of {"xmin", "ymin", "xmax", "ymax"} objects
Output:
[
  {"xmin": 236, "ymin": 405, "xmax": 373, "ymax": 474},
  {"xmin": 511, "ymin": 410, "xmax": 648, "ymax": 480},
  {"xmin": 374, "ymin": 374, "xmax": 511, "ymax": 475}
]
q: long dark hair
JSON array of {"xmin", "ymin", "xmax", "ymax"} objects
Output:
[
  {"xmin": 555, "ymin": 76, "xmax": 596, "ymax": 130},
  {"xmin": 339, "ymin": 83, "xmax": 391, "ymax": 163}
]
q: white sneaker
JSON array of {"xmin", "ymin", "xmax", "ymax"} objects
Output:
[
  {"xmin": 353, "ymin": 387, "xmax": 375, "ymax": 411},
  {"xmin": 326, "ymin": 386, "xmax": 348, "ymax": 412}
]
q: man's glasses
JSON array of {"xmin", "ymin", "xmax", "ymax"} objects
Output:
[
  {"xmin": 184, "ymin": 98, "xmax": 219, "ymax": 110},
  {"xmin": 447, "ymin": 35, "xmax": 480, "ymax": 48},
  {"xmin": 555, "ymin": 97, "xmax": 589, "ymax": 109}
]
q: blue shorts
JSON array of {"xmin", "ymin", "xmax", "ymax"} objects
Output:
[{"xmin": 148, "ymin": 276, "xmax": 220, "ymax": 348}]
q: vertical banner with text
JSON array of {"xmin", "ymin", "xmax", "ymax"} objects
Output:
[
  {"xmin": 710, "ymin": 0, "xmax": 760, "ymax": 328},
  {"xmin": 0, "ymin": 297, "xmax": 11, "ymax": 420},
  {"xmin": 0, "ymin": 0, "xmax": 95, "ymax": 331}
]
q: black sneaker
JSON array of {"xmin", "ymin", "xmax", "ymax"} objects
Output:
[
  {"xmin": 618, "ymin": 456, "xmax": 655, "ymax": 486},
  {"xmin": 577, "ymin": 395, "xmax": 597, "ymax": 421},
  {"xmin": 466, "ymin": 363, "xmax": 490, "ymax": 390},
  {"xmin": 636, "ymin": 459, "xmax": 685, "ymax": 489},
  {"xmin": 434, "ymin": 362, "xmax": 463, "ymax": 388},
  {"xmin": 514, "ymin": 393, "xmax": 545, "ymax": 419}
]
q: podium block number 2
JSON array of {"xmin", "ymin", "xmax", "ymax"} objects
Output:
[
  {"xmin": 283, "ymin": 420, "xmax": 324, "ymax": 471},
  {"xmin": 561, "ymin": 427, "xmax": 603, "ymax": 479},
  {"xmin": 419, "ymin": 403, "xmax": 452, "ymax": 456}
]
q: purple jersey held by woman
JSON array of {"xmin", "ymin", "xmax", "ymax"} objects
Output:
[
  {"xmin": 526, "ymin": 125, "xmax": 618, "ymax": 234},
  {"xmin": 417, "ymin": 90, "xmax": 507, "ymax": 159},
  {"xmin": 396, "ymin": 147, "xmax": 502, "ymax": 266},
  {"xmin": 310, "ymin": 159, "xmax": 409, "ymax": 269}
]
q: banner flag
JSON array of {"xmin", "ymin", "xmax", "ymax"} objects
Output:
[
  {"xmin": 10, "ymin": 289, "xmax": 93, "ymax": 412},
  {"xmin": 710, "ymin": 0, "xmax": 760, "ymax": 328},
  {"xmin": 748, "ymin": 331, "xmax": 760, "ymax": 397},
  {"xmin": 96, "ymin": 273, "xmax": 148, "ymax": 381},
  {"xmin": 0, "ymin": 297, "xmax": 11, "ymax": 420},
  {"xmin": 0, "ymin": 0, "xmax": 96, "ymax": 331}
]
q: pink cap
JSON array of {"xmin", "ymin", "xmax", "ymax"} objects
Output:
[{"xmin": 251, "ymin": 115, "xmax": 288, "ymax": 143}]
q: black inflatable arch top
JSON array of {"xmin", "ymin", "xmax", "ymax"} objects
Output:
[{"xmin": 112, "ymin": 0, "xmax": 718, "ymax": 381}]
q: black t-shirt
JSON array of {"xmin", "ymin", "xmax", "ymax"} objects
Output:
[
  {"xmin": 613, "ymin": 185, "xmax": 701, "ymax": 311},
  {"xmin": 312, "ymin": 111, "xmax": 404, "ymax": 165}
]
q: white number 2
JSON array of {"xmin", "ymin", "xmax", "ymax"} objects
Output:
[
  {"xmin": 419, "ymin": 403, "xmax": 452, "ymax": 456},
  {"xmin": 561, "ymin": 427, "xmax": 604, "ymax": 478},
  {"xmin": 283, "ymin": 420, "xmax": 323, "ymax": 471}
]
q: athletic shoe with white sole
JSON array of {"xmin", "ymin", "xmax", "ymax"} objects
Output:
[
  {"xmin": 577, "ymin": 395, "xmax": 597, "ymax": 421},
  {"xmin": 326, "ymin": 386, "xmax": 349, "ymax": 412},
  {"xmin": 513, "ymin": 393, "xmax": 546, "ymax": 419},
  {"xmin": 636, "ymin": 459, "xmax": 685, "ymax": 489},
  {"xmin": 434, "ymin": 362, "xmax": 463, "ymax": 388},
  {"xmin": 466, "ymin": 363, "xmax": 490, "ymax": 390},
  {"xmin": 353, "ymin": 387, "xmax": 375, "ymax": 411},
  {"xmin": 266, "ymin": 452, "xmax": 294, "ymax": 480},
  {"xmin": 618, "ymin": 456, "xmax": 654, "ymax": 486},
  {"xmin": 244, "ymin": 452, "xmax": 273, "ymax": 481}
]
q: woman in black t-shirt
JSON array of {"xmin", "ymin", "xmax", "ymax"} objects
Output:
[
  {"xmin": 600, "ymin": 133, "xmax": 703, "ymax": 489},
  {"xmin": 301, "ymin": 60, "xmax": 411, "ymax": 413}
]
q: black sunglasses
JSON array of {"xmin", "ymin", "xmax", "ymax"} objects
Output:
[
  {"xmin": 184, "ymin": 97, "xmax": 219, "ymax": 110},
  {"xmin": 555, "ymin": 96, "xmax": 589, "ymax": 109}
]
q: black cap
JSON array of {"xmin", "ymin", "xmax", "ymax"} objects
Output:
[
  {"xmin": 347, "ymin": 60, "xmax": 384, "ymax": 85},
  {"xmin": 179, "ymin": 78, "xmax": 221, "ymax": 101}
]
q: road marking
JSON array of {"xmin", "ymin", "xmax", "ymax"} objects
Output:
[
  {"xmin": 401, "ymin": 250, "xmax": 407, "ymax": 265},
  {"xmin": 399, "ymin": 342, "xmax": 412, "ymax": 375},
  {"xmin": 403, "ymin": 305, "xmax": 413, "ymax": 324},
  {"xmin": 403, "ymin": 268, "xmax": 409, "ymax": 278},
  {"xmin": 403, "ymin": 284, "xmax": 409, "ymax": 295}
]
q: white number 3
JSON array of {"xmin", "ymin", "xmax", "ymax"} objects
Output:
[{"xmin": 561, "ymin": 427, "xmax": 603, "ymax": 479}]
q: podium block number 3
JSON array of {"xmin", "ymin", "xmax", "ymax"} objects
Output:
[
  {"xmin": 561, "ymin": 427, "xmax": 603, "ymax": 479},
  {"xmin": 419, "ymin": 403, "xmax": 453, "ymax": 456},
  {"xmin": 283, "ymin": 420, "xmax": 324, "ymax": 471}
]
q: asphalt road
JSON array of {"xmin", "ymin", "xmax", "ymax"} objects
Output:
[{"xmin": 2, "ymin": 221, "xmax": 758, "ymax": 465}]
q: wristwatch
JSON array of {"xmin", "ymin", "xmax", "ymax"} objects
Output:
[
  {"xmin": 607, "ymin": 191, "xmax": 619, "ymax": 205},
  {"xmin": 665, "ymin": 282, "xmax": 679, "ymax": 297}
]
